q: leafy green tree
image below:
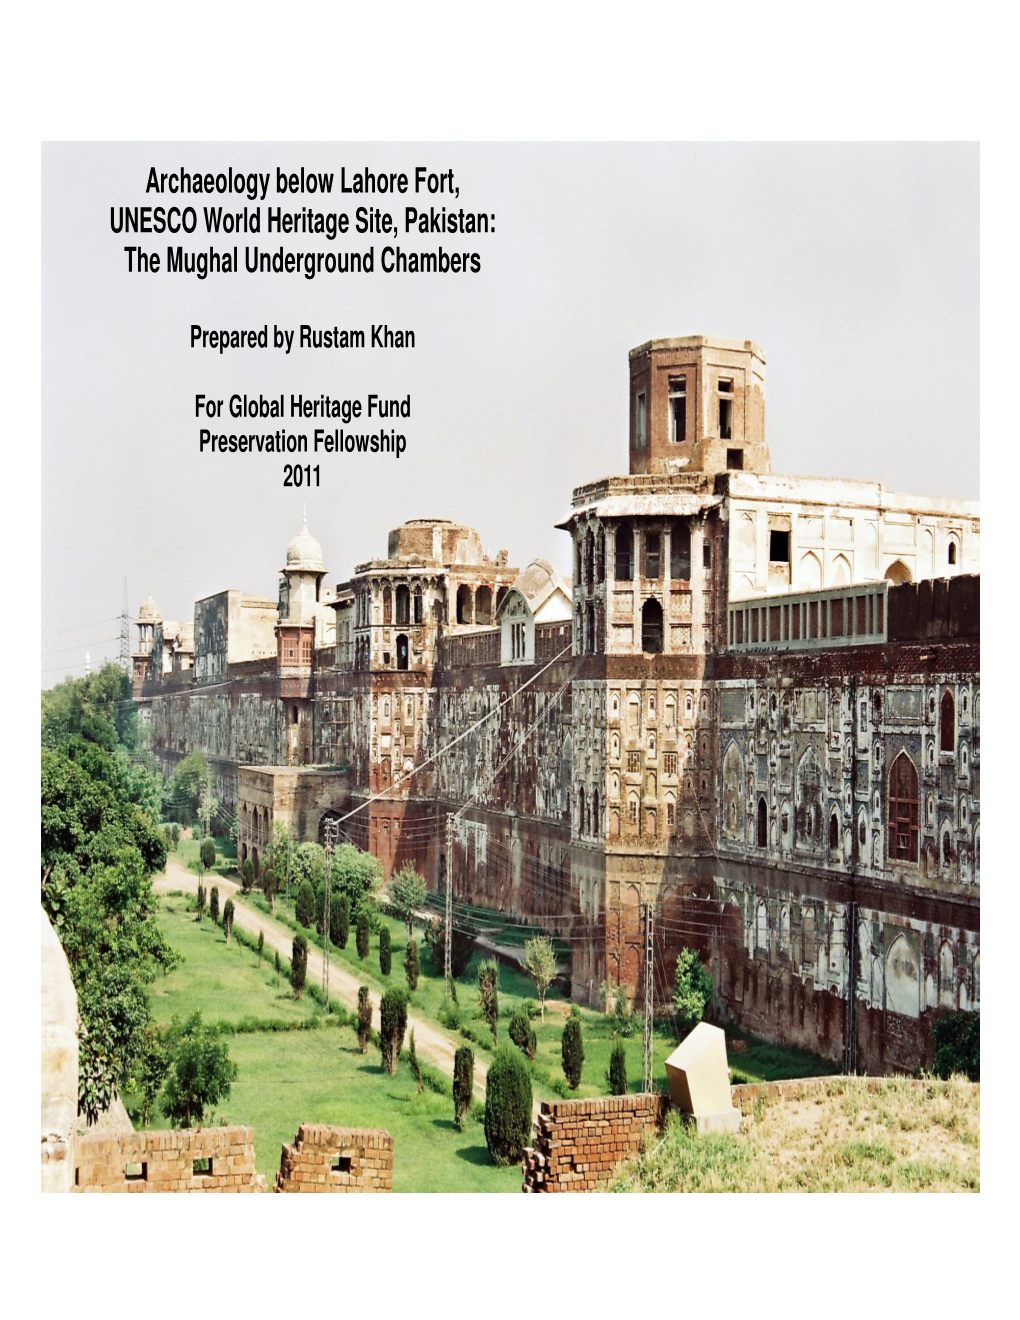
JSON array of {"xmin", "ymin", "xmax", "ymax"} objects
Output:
[
  {"xmin": 223, "ymin": 898, "xmax": 235, "ymax": 946},
  {"xmin": 523, "ymin": 936, "xmax": 557, "ymax": 1021},
  {"xmin": 328, "ymin": 842, "xmax": 382, "ymax": 912},
  {"xmin": 196, "ymin": 881, "xmax": 206, "ymax": 921},
  {"xmin": 257, "ymin": 930, "xmax": 264, "ymax": 967},
  {"xmin": 408, "ymin": 1027, "xmax": 423, "ymax": 1093},
  {"xmin": 291, "ymin": 841, "xmax": 325, "ymax": 894},
  {"xmin": 165, "ymin": 752, "xmax": 211, "ymax": 826},
  {"xmin": 484, "ymin": 1045, "xmax": 533, "ymax": 1166},
  {"xmin": 608, "ymin": 1040, "xmax": 628, "ymax": 1095},
  {"xmin": 478, "ymin": 959, "xmax": 500, "ymax": 1045},
  {"xmin": 291, "ymin": 933, "xmax": 308, "ymax": 998},
  {"xmin": 240, "ymin": 857, "xmax": 254, "ymax": 894},
  {"xmin": 270, "ymin": 821, "xmax": 294, "ymax": 897},
  {"xmin": 424, "ymin": 918, "xmax": 474, "ymax": 979},
  {"xmin": 379, "ymin": 988, "xmax": 409, "ymax": 1073},
  {"xmin": 263, "ymin": 863, "xmax": 276, "ymax": 910},
  {"xmin": 356, "ymin": 909, "xmax": 370, "ymax": 960},
  {"xmin": 453, "ymin": 1045, "xmax": 474, "ymax": 1131},
  {"xmin": 332, "ymin": 893, "xmax": 349, "ymax": 949},
  {"xmin": 562, "ymin": 1014, "xmax": 585, "ymax": 1090},
  {"xmin": 295, "ymin": 879, "xmax": 315, "ymax": 928},
  {"xmin": 388, "ymin": 865, "xmax": 428, "ymax": 938},
  {"xmin": 379, "ymin": 924, "xmax": 392, "ymax": 976},
  {"xmin": 509, "ymin": 1009, "xmax": 537, "ymax": 1060},
  {"xmin": 209, "ymin": 884, "xmax": 220, "ymax": 927},
  {"xmin": 136, "ymin": 1020, "xmax": 169, "ymax": 1127},
  {"xmin": 357, "ymin": 985, "xmax": 372, "ymax": 1054},
  {"xmin": 200, "ymin": 837, "xmax": 216, "ymax": 877},
  {"xmin": 274, "ymin": 949, "xmax": 281, "ymax": 983},
  {"xmin": 159, "ymin": 1012, "xmax": 238, "ymax": 1128},
  {"xmin": 932, "ymin": 1011, "xmax": 980, "ymax": 1081},
  {"xmin": 405, "ymin": 939, "xmax": 420, "ymax": 992},
  {"xmin": 673, "ymin": 948, "xmax": 713, "ymax": 1033}
]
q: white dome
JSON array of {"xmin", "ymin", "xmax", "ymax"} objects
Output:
[
  {"xmin": 137, "ymin": 591, "xmax": 161, "ymax": 622},
  {"xmin": 286, "ymin": 518, "xmax": 324, "ymax": 570}
]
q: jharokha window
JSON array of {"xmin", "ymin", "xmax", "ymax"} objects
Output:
[{"xmin": 888, "ymin": 752, "xmax": 919, "ymax": 863}]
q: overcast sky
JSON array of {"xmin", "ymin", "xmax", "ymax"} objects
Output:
[{"xmin": 41, "ymin": 142, "xmax": 978, "ymax": 685}]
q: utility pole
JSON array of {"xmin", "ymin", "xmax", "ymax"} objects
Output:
[
  {"xmin": 445, "ymin": 812, "xmax": 454, "ymax": 997},
  {"xmin": 120, "ymin": 577, "xmax": 130, "ymax": 672},
  {"xmin": 642, "ymin": 900, "xmax": 654, "ymax": 1093},
  {"xmin": 204, "ymin": 762, "xmax": 212, "ymax": 839},
  {"xmin": 322, "ymin": 818, "xmax": 340, "ymax": 1011}
]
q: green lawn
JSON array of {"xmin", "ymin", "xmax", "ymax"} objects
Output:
[{"xmin": 170, "ymin": 833, "xmax": 238, "ymax": 881}]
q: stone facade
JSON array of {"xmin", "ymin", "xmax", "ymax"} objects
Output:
[{"xmin": 132, "ymin": 332, "xmax": 979, "ymax": 1076}]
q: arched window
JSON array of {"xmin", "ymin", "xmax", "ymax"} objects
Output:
[
  {"xmin": 585, "ymin": 530, "xmax": 595, "ymax": 592},
  {"xmin": 578, "ymin": 786, "xmax": 585, "ymax": 836},
  {"xmin": 670, "ymin": 520, "xmax": 692, "ymax": 580},
  {"xmin": 291, "ymin": 705, "xmax": 299, "ymax": 725},
  {"xmin": 396, "ymin": 634, "xmax": 409, "ymax": 671},
  {"xmin": 456, "ymin": 584, "xmax": 473, "ymax": 625},
  {"xmin": 948, "ymin": 541, "xmax": 958, "ymax": 565},
  {"xmin": 475, "ymin": 585, "xmax": 492, "ymax": 625},
  {"xmin": 615, "ymin": 524, "xmax": 633, "ymax": 581},
  {"xmin": 596, "ymin": 530, "xmax": 605, "ymax": 583},
  {"xmin": 888, "ymin": 752, "xmax": 919, "ymax": 863},
  {"xmin": 412, "ymin": 586, "xmax": 423, "ymax": 624},
  {"xmin": 641, "ymin": 598, "xmax": 663, "ymax": 654},
  {"xmin": 940, "ymin": 690, "xmax": 955, "ymax": 752},
  {"xmin": 592, "ymin": 788, "xmax": 600, "ymax": 838},
  {"xmin": 757, "ymin": 797, "xmax": 767, "ymax": 847},
  {"xmin": 383, "ymin": 585, "xmax": 392, "ymax": 624},
  {"xmin": 395, "ymin": 584, "xmax": 410, "ymax": 625},
  {"xmin": 829, "ymin": 811, "xmax": 840, "ymax": 854}
]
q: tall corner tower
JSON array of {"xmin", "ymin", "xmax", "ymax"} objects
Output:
[{"xmin": 628, "ymin": 335, "xmax": 769, "ymax": 477}]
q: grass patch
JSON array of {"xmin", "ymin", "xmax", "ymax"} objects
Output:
[{"xmin": 609, "ymin": 1075, "xmax": 980, "ymax": 1193}]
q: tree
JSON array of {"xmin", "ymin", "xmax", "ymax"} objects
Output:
[
  {"xmin": 388, "ymin": 864, "xmax": 427, "ymax": 938},
  {"xmin": 222, "ymin": 898, "xmax": 235, "ymax": 946},
  {"xmin": 332, "ymin": 893, "xmax": 349, "ymax": 949},
  {"xmin": 356, "ymin": 909, "xmax": 370, "ymax": 960},
  {"xmin": 196, "ymin": 881, "xmax": 206, "ymax": 921},
  {"xmin": 408, "ymin": 1027, "xmax": 423, "ymax": 1094},
  {"xmin": 484, "ymin": 1045, "xmax": 533, "ymax": 1166},
  {"xmin": 263, "ymin": 863, "xmax": 276, "ymax": 910},
  {"xmin": 328, "ymin": 842, "xmax": 382, "ymax": 913},
  {"xmin": 453, "ymin": 1045, "xmax": 474, "ymax": 1131},
  {"xmin": 509, "ymin": 1009, "xmax": 536, "ymax": 1061},
  {"xmin": 478, "ymin": 959, "xmax": 500, "ymax": 1045},
  {"xmin": 201, "ymin": 837, "xmax": 217, "ymax": 879},
  {"xmin": 562, "ymin": 1014, "xmax": 585, "ymax": 1090},
  {"xmin": 274, "ymin": 949, "xmax": 281, "ymax": 983},
  {"xmin": 379, "ymin": 924, "xmax": 392, "ymax": 976},
  {"xmin": 405, "ymin": 938, "xmax": 420, "ymax": 992},
  {"xmin": 295, "ymin": 879, "xmax": 315, "ymax": 928},
  {"xmin": 240, "ymin": 857, "xmax": 254, "ymax": 894},
  {"xmin": 165, "ymin": 752, "xmax": 210, "ymax": 826},
  {"xmin": 209, "ymin": 884, "xmax": 220, "ymax": 928},
  {"xmin": 608, "ymin": 1040, "xmax": 628, "ymax": 1095},
  {"xmin": 357, "ymin": 985, "xmax": 372, "ymax": 1054},
  {"xmin": 291, "ymin": 841, "xmax": 325, "ymax": 894},
  {"xmin": 423, "ymin": 918, "xmax": 474, "ymax": 979},
  {"xmin": 257, "ymin": 930, "xmax": 264, "ymax": 967},
  {"xmin": 137, "ymin": 1020, "xmax": 169, "ymax": 1127},
  {"xmin": 673, "ymin": 948, "xmax": 713, "ymax": 1034},
  {"xmin": 160, "ymin": 1012, "xmax": 238, "ymax": 1128},
  {"xmin": 291, "ymin": 933, "xmax": 308, "ymax": 997},
  {"xmin": 523, "ymin": 936, "xmax": 557, "ymax": 1021},
  {"xmin": 379, "ymin": 988, "xmax": 408, "ymax": 1074},
  {"xmin": 270, "ymin": 821, "xmax": 294, "ymax": 897},
  {"xmin": 932, "ymin": 1011, "xmax": 980, "ymax": 1081}
]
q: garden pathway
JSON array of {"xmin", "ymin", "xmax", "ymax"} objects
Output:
[{"xmin": 154, "ymin": 856, "xmax": 494, "ymax": 1101}]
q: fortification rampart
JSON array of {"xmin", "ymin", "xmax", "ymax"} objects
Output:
[
  {"xmin": 276, "ymin": 1124, "xmax": 393, "ymax": 1192},
  {"xmin": 73, "ymin": 1125, "xmax": 267, "ymax": 1192}
]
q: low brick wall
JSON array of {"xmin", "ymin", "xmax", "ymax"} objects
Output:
[
  {"xmin": 74, "ymin": 1125, "xmax": 267, "ymax": 1192},
  {"xmin": 523, "ymin": 1094, "xmax": 669, "ymax": 1193},
  {"xmin": 275, "ymin": 1124, "xmax": 393, "ymax": 1193},
  {"xmin": 729, "ymin": 1075, "xmax": 841, "ymax": 1111}
]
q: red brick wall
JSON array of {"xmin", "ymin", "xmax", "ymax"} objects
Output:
[
  {"xmin": 276, "ymin": 1124, "xmax": 393, "ymax": 1193},
  {"xmin": 522, "ymin": 1094, "xmax": 669, "ymax": 1192},
  {"xmin": 74, "ymin": 1125, "xmax": 266, "ymax": 1193}
]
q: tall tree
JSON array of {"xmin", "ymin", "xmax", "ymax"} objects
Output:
[
  {"xmin": 522, "ymin": 936, "xmax": 557, "ymax": 1021},
  {"xmin": 388, "ymin": 865, "xmax": 427, "ymax": 938}
]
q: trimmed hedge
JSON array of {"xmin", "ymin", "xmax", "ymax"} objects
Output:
[
  {"xmin": 379, "ymin": 987, "xmax": 409, "ymax": 1074},
  {"xmin": 484, "ymin": 1045, "xmax": 533, "ymax": 1166}
]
